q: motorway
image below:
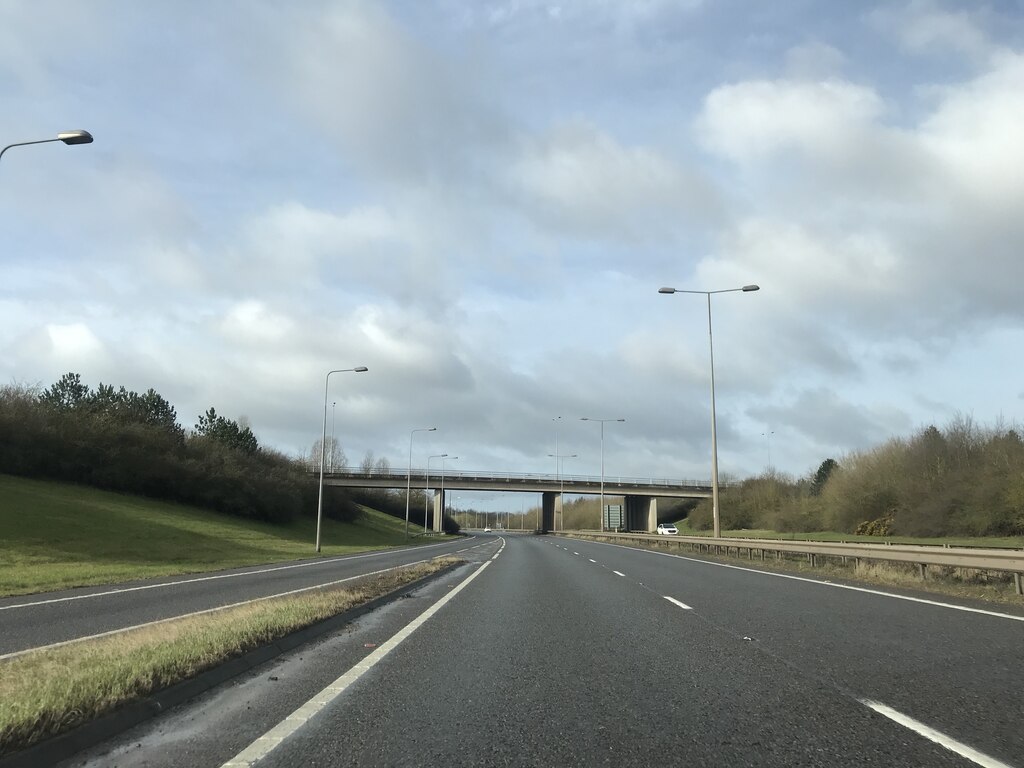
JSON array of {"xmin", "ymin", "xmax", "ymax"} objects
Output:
[
  {"xmin": 36, "ymin": 533, "xmax": 1024, "ymax": 766},
  {"xmin": 0, "ymin": 537, "xmax": 473, "ymax": 658}
]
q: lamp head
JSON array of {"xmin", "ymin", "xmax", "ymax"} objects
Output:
[
  {"xmin": 658, "ymin": 287, "xmax": 676, "ymax": 294},
  {"xmin": 57, "ymin": 130, "xmax": 93, "ymax": 145},
  {"xmin": 353, "ymin": 366, "xmax": 368, "ymax": 372},
  {"xmin": 741, "ymin": 285, "xmax": 760, "ymax": 292}
]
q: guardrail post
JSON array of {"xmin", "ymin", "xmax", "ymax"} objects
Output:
[
  {"xmin": 1015, "ymin": 572, "xmax": 1023, "ymax": 596},
  {"xmin": 918, "ymin": 563, "xmax": 927, "ymax": 581}
]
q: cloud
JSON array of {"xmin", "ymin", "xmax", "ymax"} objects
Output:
[
  {"xmin": 697, "ymin": 78, "xmax": 886, "ymax": 165},
  {"xmin": 508, "ymin": 121, "xmax": 722, "ymax": 242},
  {"xmin": 867, "ymin": 1, "xmax": 995, "ymax": 60},
  {"xmin": 275, "ymin": 2, "xmax": 509, "ymax": 184},
  {"xmin": 749, "ymin": 387, "xmax": 913, "ymax": 456}
]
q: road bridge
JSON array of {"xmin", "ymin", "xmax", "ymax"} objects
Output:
[{"xmin": 322, "ymin": 469, "xmax": 712, "ymax": 533}]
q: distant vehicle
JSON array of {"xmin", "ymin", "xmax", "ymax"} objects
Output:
[
  {"xmin": 484, "ymin": 527, "xmax": 492, "ymax": 532},
  {"xmin": 656, "ymin": 523, "xmax": 678, "ymax": 535}
]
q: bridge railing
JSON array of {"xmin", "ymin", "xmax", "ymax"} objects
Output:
[{"xmin": 322, "ymin": 467, "xmax": 716, "ymax": 489}]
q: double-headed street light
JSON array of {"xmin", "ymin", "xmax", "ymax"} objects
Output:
[
  {"xmin": 659, "ymin": 284, "xmax": 759, "ymax": 537},
  {"xmin": 424, "ymin": 453, "xmax": 449, "ymax": 533},
  {"xmin": 406, "ymin": 427, "xmax": 437, "ymax": 538},
  {"xmin": 580, "ymin": 418, "xmax": 625, "ymax": 532},
  {"xmin": 1, "ymin": 130, "xmax": 94, "ymax": 162},
  {"xmin": 316, "ymin": 366, "xmax": 368, "ymax": 553}
]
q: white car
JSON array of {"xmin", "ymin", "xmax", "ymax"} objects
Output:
[
  {"xmin": 656, "ymin": 523, "xmax": 678, "ymax": 535},
  {"xmin": 484, "ymin": 527, "xmax": 492, "ymax": 533}
]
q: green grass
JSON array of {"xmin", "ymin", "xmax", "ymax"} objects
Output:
[
  {"xmin": 0, "ymin": 558, "xmax": 458, "ymax": 757},
  {"xmin": 672, "ymin": 518, "xmax": 1024, "ymax": 548},
  {"xmin": 0, "ymin": 474, "xmax": 444, "ymax": 597}
]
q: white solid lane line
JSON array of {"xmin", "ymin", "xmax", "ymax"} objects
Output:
[
  {"xmin": 860, "ymin": 700, "xmax": 1013, "ymax": 768},
  {"xmin": 613, "ymin": 571, "xmax": 626, "ymax": 577},
  {"xmin": 222, "ymin": 540, "xmax": 505, "ymax": 768},
  {"xmin": 664, "ymin": 596, "xmax": 693, "ymax": 611}
]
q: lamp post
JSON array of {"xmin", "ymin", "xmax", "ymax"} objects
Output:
[
  {"xmin": 547, "ymin": 452, "xmax": 577, "ymax": 531},
  {"xmin": 552, "ymin": 416, "xmax": 562, "ymax": 477},
  {"xmin": 436, "ymin": 456, "xmax": 458, "ymax": 533},
  {"xmin": 406, "ymin": 427, "xmax": 437, "ymax": 538},
  {"xmin": 762, "ymin": 430, "xmax": 774, "ymax": 471},
  {"xmin": 580, "ymin": 418, "xmax": 625, "ymax": 532},
  {"xmin": 330, "ymin": 402, "xmax": 337, "ymax": 471},
  {"xmin": 659, "ymin": 284, "xmax": 759, "ymax": 537},
  {"xmin": 1, "ymin": 130, "xmax": 94, "ymax": 163},
  {"xmin": 316, "ymin": 366, "xmax": 368, "ymax": 553},
  {"xmin": 425, "ymin": 453, "xmax": 448, "ymax": 533}
]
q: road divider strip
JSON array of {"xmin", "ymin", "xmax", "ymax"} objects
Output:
[
  {"xmin": 860, "ymin": 700, "xmax": 1012, "ymax": 768},
  {"xmin": 220, "ymin": 538, "xmax": 506, "ymax": 768},
  {"xmin": 1, "ymin": 558, "xmax": 437, "ymax": 662}
]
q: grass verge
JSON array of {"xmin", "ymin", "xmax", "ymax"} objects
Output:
[
  {"xmin": 0, "ymin": 474, "xmax": 447, "ymax": 597},
  {"xmin": 0, "ymin": 556, "xmax": 460, "ymax": 757},
  {"xmin": 568, "ymin": 533, "xmax": 1024, "ymax": 606}
]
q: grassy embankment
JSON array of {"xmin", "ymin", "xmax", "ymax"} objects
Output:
[{"xmin": 0, "ymin": 473, "xmax": 443, "ymax": 597}]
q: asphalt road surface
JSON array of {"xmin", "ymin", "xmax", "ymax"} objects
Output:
[
  {"xmin": 56, "ymin": 533, "xmax": 1024, "ymax": 767},
  {"xmin": 0, "ymin": 537, "xmax": 472, "ymax": 658}
]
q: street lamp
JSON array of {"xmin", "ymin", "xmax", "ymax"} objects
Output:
[
  {"xmin": 425, "ymin": 453, "xmax": 448, "ymax": 533},
  {"xmin": 437, "ymin": 456, "xmax": 458, "ymax": 533},
  {"xmin": 762, "ymin": 430, "xmax": 775, "ymax": 470},
  {"xmin": 547, "ymin": 452, "xmax": 577, "ymax": 531},
  {"xmin": 580, "ymin": 418, "xmax": 625, "ymax": 532},
  {"xmin": 406, "ymin": 427, "xmax": 437, "ymax": 539},
  {"xmin": 659, "ymin": 283, "xmax": 759, "ymax": 537},
  {"xmin": 316, "ymin": 366, "xmax": 368, "ymax": 553},
  {"xmin": 1, "ymin": 130, "xmax": 94, "ymax": 162}
]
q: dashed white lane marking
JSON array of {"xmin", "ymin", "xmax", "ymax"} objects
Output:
[
  {"xmin": 0, "ymin": 539, "xmax": 463, "ymax": 611},
  {"xmin": 860, "ymin": 700, "xmax": 1013, "ymax": 768},
  {"xmin": 585, "ymin": 540, "xmax": 1024, "ymax": 623},
  {"xmin": 573, "ymin": 552, "xmax": 580, "ymax": 556},
  {"xmin": 588, "ymin": 559, "xmax": 597, "ymax": 563},
  {"xmin": 613, "ymin": 571, "xmax": 626, "ymax": 577},
  {"xmin": 221, "ymin": 538, "xmax": 506, "ymax": 767},
  {"xmin": 663, "ymin": 596, "xmax": 693, "ymax": 611}
]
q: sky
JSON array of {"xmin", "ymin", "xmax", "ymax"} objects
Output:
[{"xmin": 3, "ymin": 0, "xmax": 1024, "ymax": 511}]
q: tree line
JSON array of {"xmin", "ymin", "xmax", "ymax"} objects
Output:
[
  {"xmin": 0, "ymin": 373, "xmax": 358, "ymax": 525},
  {"xmin": 688, "ymin": 415, "xmax": 1024, "ymax": 537}
]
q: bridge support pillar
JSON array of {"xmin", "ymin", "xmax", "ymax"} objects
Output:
[
  {"xmin": 433, "ymin": 489, "xmax": 444, "ymax": 533},
  {"xmin": 624, "ymin": 495, "xmax": 658, "ymax": 532},
  {"xmin": 541, "ymin": 492, "xmax": 556, "ymax": 533}
]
